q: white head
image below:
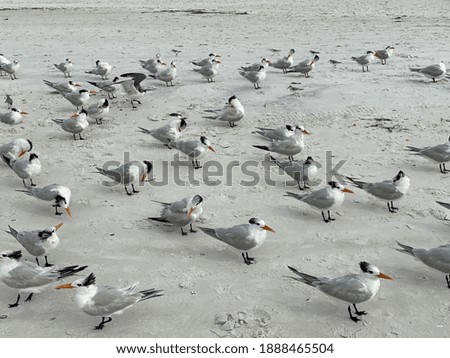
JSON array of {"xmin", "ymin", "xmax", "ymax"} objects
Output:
[
  {"xmin": 328, "ymin": 181, "xmax": 354, "ymax": 193},
  {"xmin": 56, "ymin": 272, "xmax": 96, "ymax": 291},
  {"xmin": 248, "ymin": 217, "xmax": 275, "ymax": 232},
  {"xmin": 359, "ymin": 261, "xmax": 392, "ymax": 280},
  {"xmin": 200, "ymin": 136, "xmax": 215, "ymax": 152}
]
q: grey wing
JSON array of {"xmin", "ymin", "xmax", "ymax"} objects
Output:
[
  {"xmin": 421, "ymin": 64, "xmax": 444, "ymax": 76},
  {"xmin": 89, "ymin": 286, "xmax": 138, "ymax": 315},
  {"xmin": 365, "ymin": 181, "xmax": 401, "ymax": 200},
  {"xmin": 317, "ymin": 275, "xmax": 372, "ymax": 303},
  {"xmin": 437, "ymin": 201, "xmax": 450, "ymax": 210},
  {"xmin": 175, "ymin": 140, "xmax": 198, "ymax": 154},
  {"xmin": 421, "ymin": 144, "xmax": 450, "ymax": 162},
  {"xmin": 119, "ymin": 79, "xmax": 138, "ymax": 95},
  {"xmin": 96, "ymin": 166, "xmax": 123, "ymax": 183},
  {"xmin": 168, "ymin": 198, "xmax": 190, "ymax": 213},
  {"xmin": 3, "ymin": 264, "xmax": 52, "ymax": 289},
  {"xmin": 415, "ymin": 245, "xmax": 450, "ymax": 273},
  {"xmin": 214, "ymin": 224, "xmax": 256, "ymax": 251},
  {"xmin": 302, "ymin": 188, "xmax": 335, "ymax": 209}
]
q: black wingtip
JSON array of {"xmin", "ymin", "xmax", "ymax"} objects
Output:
[{"xmin": 253, "ymin": 145, "xmax": 269, "ymax": 151}]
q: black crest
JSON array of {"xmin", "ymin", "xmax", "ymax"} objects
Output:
[
  {"xmin": 2, "ymin": 250, "xmax": 22, "ymax": 260},
  {"xmin": 359, "ymin": 261, "xmax": 370, "ymax": 273},
  {"xmin": 82, "ymin": 273, "xmax": 96, "ymax": 287}
]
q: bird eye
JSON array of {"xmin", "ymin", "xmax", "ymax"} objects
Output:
[{"xmin": 369, "ymin": 271, "xmax": 374, "ymax": 274}]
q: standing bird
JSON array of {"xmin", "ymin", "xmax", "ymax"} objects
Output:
[
  {"xmin": 51, "ymin": 109, "xmax": 90, "ymax": 140},
  {"xmin": 87, "ymin": 77, "xmax": 120, "ymax": 99},
  {"xmin": 138, "ymin": 113, "xmax": 187, "ymax": 147},
  {"xmin": 2, "ymin": 153, "xmax": 41, "ymax": 187},
  {"xmin": 406, "ymin": 137, "xmax": 450, "ymax": 173},
  {"xmin": 345, "ymin": 171, "xmax": 410, "ymax": 213},
  {"xmin": 286, "ymin": 262, "xmax": 392, "ymax": 323},
  {"xmin": 116, "ymin": 73, "xmax": 147, "ymax": 108},
  {"xmin": 374, "ymin": 46, "xmax": 395, "ymax": 65},
  {"xmin": 0, "ymin": 53, "xmax": 11, "ymax": 76},
  {"xmin": 203, "ymin": 95, "xmax": 245, "ymax": 128},
  {"xmin": 269, "ymin": 48, "xmax": 295, "ymax": 73},
  {"xmin": 148, "ymin": 61, "xmax": 177, "ymax": 86},
  {"xmin": 95, "ymin": 160, "xmax": 152, "ymax": 196},
  {"xmin": 43, "ymin": 80, "xmax": 81, "ymax": 94},
  {"xmin": 191, "ymin": 53, "xmax": 220, "ymax": 67},
  {"xmin": 0, "ymin": 138, "xmax": 33, "ymax": 162},
  {"xmin": 56, "ymin": 273, "xmax": 163, "ymax": 330},
  {"xmin": 0, "ymin": 250, "xmax": 86, "ymax": 308},
  {"xmin": 396, "ymin": 241, "xmax": 450, "ymax": 289},
  {"xmin": 351, "ymin": 51, "xmax": 376, "ymax": 72},
  {"xmin": 287, "ymin": 55, "xmax": 320, "ymax": 77},
  {"xmin": 85, "ymin": 99, "xmax": 109, "ymax": 125},
  {"xmin": 199, "ymin": 218, "xmax": 274, "ymax": 265},
  {"xmin": 285, "ymin": 181, "xmax": 354, "ymax": 223},
  {"xmin": 85, "ymin": 60, "xmax": 112, "ymax": 80},
  {"xmin": 140, "ymin": 53, "xmax": 166, "ymax": 74},
  {"xmin": 62, "ymin": 89, "xmax": 96, "ymax": 109},
  {"xmin": 6, "ymin": 223, "xmax": 63, "ymax": 267},
  {"xmin": 410, "ymin": 61, "xmax": 446, "ymax": 82},
  {"xmin": 240, "ymin": 58, "xmax": 271, "ymax": 72},
  {"xmin": 5, "ymin": 94, "xmax": 13, "ymax": 109},
  {"xmin": 0, "ymin": 59, "xmax": 20, "ymax": 80},
  {"xmin": 149, "ymin": 195, "xmax": 204, "ymax": 235},
  {"xmin": 174, "ymin": 136, "xmax": 215, "ymax": 169},
  {"xmin": 271, "ymin": 156, "xmax": 318, "ymax": 190},
  {"xmin": 0, "ymin": 108, "xmax": 28, "ymax": 125},
  {"xmin": 193, "ymin": 58, "xmax": 221, "ymax": 83},
  {"xmin": 238, "ymin": 65, "xmax": 267, "ymax": 89},
  {"xmin": 54, "ymin": 58, "xmax": 74, "ymax": 78},
  {"xmin": 17, "ymin": 184, "xmax": 72, "ymax": 217}
]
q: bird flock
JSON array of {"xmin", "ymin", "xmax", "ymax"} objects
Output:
[{"xmin": 0, "ymin": 44, "xmax": 449, "ymax": 332}]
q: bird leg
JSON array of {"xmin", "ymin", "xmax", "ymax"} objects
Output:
[
  {"xmin": 94, "ymin": 317, "xmax": 112, "ymax": 330},
  {"xmin": 124, "ymin": 186, "xmax": 133, "ymax": 196},
  {"xmin": 327, "ymin": 210, "xmax": 335, "ymax": 221},
  {"xmin": 30, "ymin": 178, "xmax": 36, "ymax": 187},
  {"xmin": 131, "ymin": 184, "xmax": 139, "ymax": 194},
  {"xmin": 353, "ymin": 304, "xmax": 367, "ymax": 316},
  {"xmin": 24, "ymin": 293, "xmax": 33, "ymax": 302},
  {"xmin": 440, "ymin": 163, "xmax": 449, "ymax": 173},
  {"xmin": 78, "ymin": 134, "xmax": 85, "ymax": 140},
  {"xmin": 387, "ymin": 201, "xmax": 398, "ymax": 213},
  {"xmin": 192, "ymin": 159, "xmax": 202, "ymax": 169},
  {"xmin": 446, "ymin": 275, "xmax": 450, "ymax": 289},
  {"xmin": 321, "ymin": 211, "xmax": 330, "ymax": 223},
  {"xmin": 73, "ymin": 134, "xmax": 77, "ymax": 141},
  {"xmin": 35, "ymin": 257, "xmax": 41, "ymax": 266},
  {"xmin": 190, "ymin": 223, "xmax": 197, "ymax": 233},
  {"xmin": 298, "ymin": 182, "xmax": 305, "ymax": 191},
  {"xmin": 242, "ymin": 252, "xmax": 255, "ymax": 265},
  {"xmin": 9, "ymin": 294, "xmax": 21, "ymax": 308},
  {"xmin": 181, "ymin": 228, "xmax": 188, "ymax": 236},
  {"xmin": 131, "ymin": 100, "xmax": 137, "ymax": 108},
  {"xmin": 96, "ymin": 118, "xmax": 103, "ymax": 125},
  {"xmin": 347, "ymin": 306, "xmax": 361, "ymax": 322},
  {"xmin": 44, "ymin": 256, "xmax": 53, "ymax": 267}
]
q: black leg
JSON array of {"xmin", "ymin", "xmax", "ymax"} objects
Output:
[
  {"xmin": 94, "ymin": 317, "xmax": 112, "ymax": 330},
  {"xmin": 131, "ymin": 184, "xmax": 139, "ymax": 194},
  {"xmin": 242, "ymin": 252, "xmax": 255, "ymax": 265},
  {"xmin": 73, "ymin": 134, "xmax": 77, "ymax": 140},
  {"xmin": 30, "ymin": 178, "xmax": 36, "ymax": 187},
  {"xmin": 298, "ymin": 182, "xmax": 304, "ymax": 190},
  {"xmin": 25, "ymin": 293, "xmax": 33, "ymax": 302},
  {"xmin": 348, "ymin": 305, "xmax": 361, "ymax": 322},
  {"xmin": 390, "ymin": 201, "xmax": 398, "ymax": 211},
  {"xmin": 446, "ymin": 275, "xmax": 450, "ymax": 289},
  {"xmin": 79, "ymin": 134, "xmax": 84, "ymax": 140},
  {"xmin": 321, "ymin": 211, "xmax": 330, "ymax": 223},
  {"xmin": 44, "ymin": 256, "xmax": 53, "ymax": 267},
  {"xmin": 353, "ymin": 304, "xmax": 367, "ymax": 316},
  {"xmin": 22, "ymin": 179, "xmax": 27, "ymax": 187},
  {"xmin": 9, "ymin": 294, "xmax": 20, "ymax": 308},
  {"xmin": 327, "ymin": 210, "xmax": 335, "ymax": 221},
  {"xmin": 181, "ymin": 228, "xmax": 187, "ymax": 236},
  {"xmin": 387, "ymin": 202, "xmax": 397, "ymax": 213},
  {"xmin": 125, "ymin": 186, "xmax": 133, "ymax": 196},
  {"xmin": 190, "ymin": 223, "xmax": 197, "ymax": 233},
  {"xmin": 35, "ymin": 257, "xmax": 41, "ymax": 266}
]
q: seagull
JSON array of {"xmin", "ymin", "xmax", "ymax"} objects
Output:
[
  {"xmin": 0, "ymin": 138, "xmax": 33, "ymax": 162},
  {"xmin": 396, "ymin": 241, "xmax": 450, "ymax": 289},
  {"xmin": 0, "ymin": 108, "xmax": 28, "ymax": 125},
  {"xmin": 85, "ymin": 60, "xmax": 112, "ymax": 80},
  {"xmin": 285, "ymin": 181, "xmax": 354, "ymax": 223},
  {"xmin": 255, "ymin": 124, "xmax": 307, "ymax": 141},
  {"xmin": 87, "ymin": 77, "xmax": 120, "ymax": 99},
  {"xmin": 2, "ymin": 153, "xmax": 41, "ymax": 187},
  {"xmin": 286, "ymin": 262, "xmax": 392, "ymax": 322},
  {"xmin": 0, "ymin": 250, "xmax": 87, "ymax": 308},
  {"xmin": 54, "ymin": 58, "xmax": 74, "ymax": 78},
  {"xmin": 198, "ymin": 218, "xmax": 274, "ymax": 265},
  {"xmin": 437, "ymin": 201, "xmax": 450, "ymax": 210},
  {"xmin": 116, "ymin": 73, "xmax": 148, "ymax": 108},
  {"xmin": 345, "ymin": 171, "xmax": 410, "ymax": 213},
  {"xmin": 0, "ymin": 53, "xmax": 11, "ymax": 76},
  {"xmin": 238, "ymin": 65, "xmax": 266, "ymax": 89},
  {"xmin": 140, "ymin": 53, "xmax": 166, "ymax": 74},
  {"xmin": 174, "ymin": 136, "xmax": 215, "ymax": 169},
  {"xmin": 374, "ymin": 46, "xmax": 395, "ymax": 65},
  {"xmin": 17, "ymin": 184, "xmax": 72, "ymax": 217},
  {"xmin": 137, "ymin": 113, "xmax": 187, "ymax": 146},
  {"xmin": 351, "ymin": 51, "xmax": 376, "ymax": 72},
  {"xmin": 191, "ymin": 53, "xmax": 220, "ymax": 67},
  {"xmin": 62, "ymin": 89, "xmax": 96, "ymax": 109},
  {"xmin": 286, "ymin": 55, "xmax": 320, "ymax": 77},
  {"xmin": 43, "ymin": 80, "xmax": 81, "ymax": 94},
  {"xmin": 271, "ymin": 155, "xmax": 318, "ymax": 190},
  {"xmin": 56, "ymin": 273, "xmax": 163, "ymax": 330},
  {"xmin": 328, "ymin": 59, "xmax": 342, "ymax": 67},
  {"xmin": 85, "ymin": 98, "xmax": 109, "ymax": 124},
  {"xmin": 149, "ymin": 194, "xmax": 204, "ymax": 235},
  {"xmin": 240, "ymin": 58, "xmax": 271, "ymax": 72},
  {"xmin": 0, "ymin": 59, "xmax": 20, "ymax": 80},
  {"xmin": 406, "ymin": 136, "xmax": 450, "ymax": 173},
  {"xmin": 148, "ymin": 61, "xmax": 177, "ymax": 86},
  {"xmin": 203, "ymin": 95, "xmax": 244, "ymax": 128},
  {"xmin": 51, "ymin": 109, "xmax": 90, "ymax": 140},
  {"xmin": 193, "ymin": 58, "xmax": 221, "ymax": 82},
  {"xmin": 269, "ymin": 48, "xmax": 295, "ymax": 73},
  {"xmin": 5, "ymin": 94, "xmax": 13, "ymax": 109},
  {"xmin": 6, "ymin": 223, "xmax": 63, "ymax": 267},
  {"xmin": 410, "ymin": 61, "xmax": 446, "ymax": 82},
  {"xmin": 95, "ymin": 160, "xmax": 152, "ymax": 196}
]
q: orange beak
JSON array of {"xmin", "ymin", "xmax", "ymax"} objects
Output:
[
  {"xmin": 70, "ymin": 113, "xmax": 78, "ymax": 118},
  {"xmin": 343, "ymin": 188, "xmax": 354, "ymax": 194},
  {"xmin": 140, "ymin": 173, "xmax": 147, "ymax": 183},
  {"xmin": 208, "ymin": 146, "xmax": 215, "ymax": 153},
  {"xmin": 55, "ymin": 283, "xmax": 74, "ymax": 289},
  {"xmin": 54, "ymin": 223, "xmax": 64, "ymax": 231},
  {"xmin": 377, "ymin": 273, "xmax": 393, "ymax": 280},
  {"xmin": 65, "ymin": 207, "xmax": 72, "ymax": 218},
  {"xmin": 262, "ymin": 225, "xmax": 275, "ymax": 232},
  {"xmin": 89, "ymin": 90, "xmax": 97, "ymax": 94},
  {"xmin": 20, "ymin": 111, "xmax": 28, "ymax": 115},
  {"xmin": 74, "ymin": 83, "xmax": 81, "ymax": 87},
  {"xmin": 302, "ymin": 129, "xmax": 311, "ymax": 135},
  {"xmin": 18, "ymin": 150, "xmax": 27, "ymax": 157},
  {"xmin": 188, "ymin": 207, "xmax": 195, "ymax": 218}
]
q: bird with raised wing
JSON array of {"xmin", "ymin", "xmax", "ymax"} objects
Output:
[{"xmin": 269, "ymin": 49, "xmax": 295, "ymax": 73}]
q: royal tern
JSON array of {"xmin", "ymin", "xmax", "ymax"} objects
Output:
[
  {"xmin": 0, "ymin": 138, "xmax": 33, "ymax": 162},
  {"xmin": 269, "ymin": 49, "xmax": 295, "ymax": 73},
  {"xmin": 85, "ymin": 99, "xmax": 109, "ymax": 124},
  {"xmin": 328, "ymin": 59, "xmax": 342, "ymax": 67},
  {"xmin": 285, "ymin": 181, "xmax": 354, "ymax": 223},
  {"xmin": 351, "ymin": 51, "xmax": 376, "ymax": 72},
  {"xmin": 85, "ymin": 60, "xmax": 112, "ymax": 80},
  {"xmin": 286, "ymin": 262, "xmax": 392, "ymax": 322},
  {"xmin": 54, "ymin": 58, "xmax": 74, "ymax": 78},
  {"xmin": 17, "ymin": 184, "xmax": 72, "ymax": 217},
  {"xmin": 0, "ymin": 53, "xmax": 10, "ymax": 76},
  {"xmin": 56, "ymin": 273, "xmax": 163, "ymax": 330},
  {"xmin": 287, "ymin": 55, "xmax": 320, "ymax": 77},
  {"xmin": 406, "ymin": 137, "xmax": 450, "ymax": 173},
  {"xmin": 203, "ymin": 95, "xmax": 244, "ymax": 128},
  {"xmin": 5, "ymin": 94, "xmax": 13, "ymax": 109},
  {"xmin": 62, "ymin": 89, "xmax": 96, "ymax": 109},
  {"xmin": 0, "ymin": 108, "xmax": 28, "ymax": 125},
  {"xmin": 140, "ymin": 53, "xmax": 166, "ymax": 74},
  {"xmin": 437, "ymin": 201, "xmax": 450, "ymax": 210},
  {"xmin": 410, "ymin": 61, "xmax": 446, "ymax": 82},
  {"xmin": 271, "ymin": 156, "xmax": 318, "ymax": 190},
  {"xmin": 148, "ymin": 61, "xmax": 177, "ymax": 86},
  {"xmin": 2, "ymin": 153, "xmax": 41, "ymax": 187},
  {"xmin": 149, "ymin": 194, "xmax": 204, "ymax": 235},
  {"xmin": 345, "ymin": 171, "xmax": 410, "ymax": 212},
  {"xmin": 6, "ymin": 223, "xmax": 63, "ymax": 267},
  {"xmin": 87, "ymin": 77, "xmax": 120, "ymax": 99},
  {"xmin": 174, "ymin": 136, "xmax": 215, "ymax": 169},
  {"xmin": 191, "ymin": 53, "xmax": 220, "ymax": 67},
  {"xmin": 116, "ymin": 73, "xmax": 148, "ymax": 108},
  {"xmin": 374, "ymin": 46, "xmax": 395, "ymax": 65},
  {"xmin": 95, "ymin": 160, "xmax": 152, "ymax": 196},
  {"xmin": 238, "ymin": 65, "xmax": 266, "ymax": 89},
  {"xmin": 43, "ymin": 80, "xmax": 81, "ymax": 94},
  {"xmin": 199, "ymin": 218, "xmax": 274, "ymax": 265},
  {"xmin": 138, "ymin": 113, "xmax": 187, "ymax": 146},
  {"xmin": 51, "ymin": 109, "xmax": 89, "ymax": 140},
  {"xmin": 0, "ymin": 250, "xmax": 86, "ymax": 307},
  {"xmin": 240, "ymin": 58, "xmax": 271, "ymax": 72},
  {"xmin": 255, "ymin": 124, "xmax": 307, "ymax": 141},
  {"xmin": 193, "ymin": 58, "xmax": 221, "ymax": 82},
  {"xmin": 0, "ymin": 59, "xmax": 20, "ymax": 80}
]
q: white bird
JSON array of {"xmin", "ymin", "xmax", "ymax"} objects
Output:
[
  {"xmin": 95, "ymin": 160, "xmax": 152, "ymax": 196},
  {"xmin": 62, "ymin": 89, "xmax": 96, "ymax": 109},
  {"xmin": 191, "ymin": 53, "xmax": 220, "ymax": 67},
  {"xmin": 285, "ymin": 181, "xmax": 354, "ymax": 223},
  {"xmin": 203, "ymin": 95, "xmax": 245, "ymax": 128},
  {"xmin": 174, "ymin": 136, "xmax": 215, "ymax": 169},
  {"xmin": 238, "ymin": 65, "xmax": 267, "ymax": 89},
  {"xmin": 85, "ymin": 99, "xmax": 109, "ymax": 125},
  {"xmin": 0, "ymin": 138, "xmax": 33, "ymax": 162},
  {"xmin": 271, "ymin": 155, "xmax": 318, "ymax": 190},
  {"xmin": 54, "ymin": 58, "xmax": 74, "ymax": 78},
  {"xmin": 0, "ymin": 59, "xmax": 20, "ymax": 80},
  {"xmin": 43, "ymin": 80, "xmax": 81, "ymax": 94},
  {"xmin": 51, "ymin": 109, "xmax": 90, "ymax": 140},
  {"xmin": 193, "ymin": 58, "xmax": 221, "ymax": 82},
  {"xmin": 286, "ymin": 262, "xmax": 392, "ymax": 322},
  {"xmin": 0, "ymin": 53, "xmax": 11, "ymax": 76},
  {"xmin": 2, "ymin": 153, "xmax": 41, "ymax": 187},
  {"xmin": 351, "ymin": 51, "xmax": 376, "ymax": 72},
  {"xmin": 0, "ymin": 250, "xmax": 86, "ymax": 307},
  {"xmin": 397, "ymin": 241, "xmax": 450, "ymax": 289},
  {"xmin": 199, "ymin": 218, "xmax": 274, "ymax": 265},
  {"xmin": 345, "ymin": 171, "xmax": 410, "ymax": 213},
  {"xmin": 18, "ymin": 184, "xmax": 72, "ymax": 217},
  {"xmin": 149, "ymin": 194, "xmax": 204, "ymax": 235},
  {"xmin": 87, "ymin": 77, "xmax": 120, "ymax": 99},
  {"xmin": 410, "ymin": 61, "xmax": 446, "ymax": 82},
  {"xmin": 56, "ymin": 273, "xmax": 163, "ymax": 330},
  {"xmin": 0, "ymin": 108, "xmax": 28, "ymax": 125},
  {"xmin": 6, "ymin": 223, "xmax": 63, "ymax": 267},
  {"xmin": 140, "ymin": 53, "xmax": 166, "ymax": 74},
  {"xmin": 85, "ymin": 60, "xmax": 112, "ymax": 80},
  {"xmin": 406, "ymin": 136, "xmax": 450, "ymax": 173},
  {"xmin": 269, "ymin": 48, "xmax": 295, "ymax": 73},
  {"xmin": 148, "ymin": 61, "xmax": 177, "ymax": 86},
  {"xmin": 287, "ymin": 55, "xmax": 320, "ymax": 77},
  {"xmin": 374, "ymin": 46, "xmax": 395, "ymax": 65},
  {"xmin": 138, "ymin": 113, "xmax": 187, "ymax": 146},
  {"xmin": 116, "ymin": 73, "xmax": 147, "ymax": 108},
  {"xmin": 255, "ymin": 124, "xmax": 305, "ymax": 141},
  {"xmin": 240, "ymin": 58, "xmax": 271, "ymax": 72}
]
